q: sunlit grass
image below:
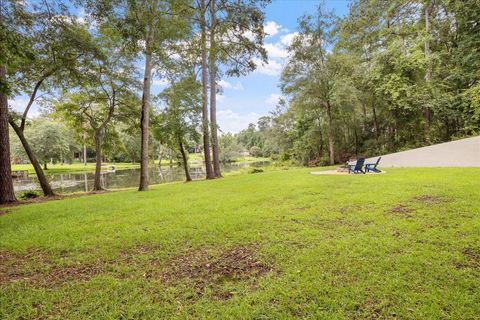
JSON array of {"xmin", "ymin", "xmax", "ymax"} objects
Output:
[{"xmin": 1, "ymin": 167, "xmax": 479, "ymax": 319}]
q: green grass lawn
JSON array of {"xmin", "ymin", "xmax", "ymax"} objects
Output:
[
  {"xmin": 11, "ymin": 162, "xmax": 140, "ymax": 175},
  {"xmin": 1, "ymin": 168, "xmax": 479, "ymax": 319}
]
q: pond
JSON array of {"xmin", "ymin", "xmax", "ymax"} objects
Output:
[{"xmin": 13, "ymin": 161, "xmax": 270, "ymax": 194}]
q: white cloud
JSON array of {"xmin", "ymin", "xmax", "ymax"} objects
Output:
[
  {"xmin": 218, "ymin": 80, "xmax": 243, "ymax": 90},
  {"xmin": 264, "ymin": 21, "xmax": 282, "ymax": 37},
  {"xmin": 280, "ymin": 32, "xmax": 299, "ymax": 46},
  {"xmin": 253, "ymin": 58, "xmax": 283, "ymax": 76},
  {"xmin": 217, "ymin": 109, "xmax": 262, "ymax": 133},
  {"xmin": 265, "ymin": 93, "xmax": 281, "ymax": 107},
  {"xmin": 264, "ymin": 43, "xmax": 288, "ymax": 59},
  {"xmin": 217, "ymin": 94, "xmax": 226, "ymax": 102},
  {"xmin": 253, "ymin": 32, "xmax": 299, "ymax": 77}
]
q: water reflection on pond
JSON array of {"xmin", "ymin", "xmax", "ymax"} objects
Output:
[{"xmin": 13, "ymin": 161, "xmax": 269, "ymax": 194}]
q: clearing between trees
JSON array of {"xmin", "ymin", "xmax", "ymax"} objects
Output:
[{"xmin": 0, "ymin": 168, "xmax": 479, "ymax": 319}]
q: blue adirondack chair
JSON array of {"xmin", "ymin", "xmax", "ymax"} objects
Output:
[
  {"xmin": 365, "ymin": 157, "xmax": 382, "ymax": 173},
  {"xmin": 348, "ymin": 157, "xmax": 365, "ymax": 174}
]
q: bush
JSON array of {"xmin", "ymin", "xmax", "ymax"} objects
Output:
[
  {"xmin": 318, "ymin": 156, "xmax": 331, "ymax": 167},
  {"xmin": 18, "ymin": 190, "xmax": 41, "ymax": 200},
  {"xmin": 279, "ymin": 151, "xmax": 292, "ymax": 161},
  {"xmin": 249, "ymin": 146, "xmax": 262, "ymax": 157}
]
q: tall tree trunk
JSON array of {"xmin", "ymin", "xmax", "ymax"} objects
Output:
[
  {"xmin": 83, "ymin": 131, "xmax": 87, "ymax": 165},
  {"xmin": 179, "ymin": 140, "xmax": 192, "ymax": 182},
  {"xmin": 139, "ymin": 39, "xmax": 153, "ymax": 191},
  {"xmin": 200, "ymin": 0, "xmax": 214, "ymax": 179},
  {"xmin": 9, "ymin": 120, "xmax": 54, "ymax": 196},
  {"xmin": 0, "ymin": 65, "xmax": 16, "ymax": 204},
  {"xmin": 93, "ymin": 129, "xmax": 103, "ymax": 191},
  {"xmin": 372, "ymin": 103, "xmax": 379, "ymax": 139},
  {"xmin": 209, "ymin": 0, "xmax": 221, "ymax": 178},
  {"xmin": 361, "ymin": 102, "xmax": 367, "ymax": 134},
  {"xmin": 326, "ymin": 102, "xmax": 335, "ymax": 165},
  {"xmin": 388, "ymin": 111, "xmax": 396, "ymax": 152},
  {"xmin": 423, "ymin": 1, "xmax": 433, "ymax": 139}
]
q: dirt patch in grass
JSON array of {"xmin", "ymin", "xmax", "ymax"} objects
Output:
[
  {"xmin": 0, "ymin": 250, "xmax": 107, "ymax": 287},
  {"xmin": 358, "ymin": 297, "xmax": 382, "ymax": 320},
  {"xmin": 413, "ymin": 195, "xmax": 446, "ymax": 204},
  {"xmin": 0, "ymin": 244, "xmax": 273, "ymax": 296},
  {"xmin": 162, "ymin": 245, "xmax": 273, "ymax": 299},
  {"xmin": 461, "ymin": 248, "xmax": 480, "ymax": 269},
  {"xmin": 0, "ymin": 244, "xmax": 156, "ymax": 287},
  {"xmin": 389, "ymin": 205, "xmax": 415, "ymax": 215},
  {"xmin": 0, "ymin": 249, "xmax": 52, "ymax": 285},
  {"xmin": 37, "ymin": 261, "xmax": 106, "ymax": 287}
]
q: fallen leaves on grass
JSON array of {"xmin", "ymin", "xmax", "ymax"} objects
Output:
[
  {"xmin": 0, "ymin": 244, "xmax": 274, "ymax": 300},
  {"xmin": 0, "ymin": 249, "xmax": 51, "ymax": 285},
  {"xmin": 162, "ymin": 246, "xmax": 273, "ymax": 299}
]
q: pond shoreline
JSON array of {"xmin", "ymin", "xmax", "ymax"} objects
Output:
[{"xmin": 13, "ymin": 161, "xmax": 270, "ymax": 195}]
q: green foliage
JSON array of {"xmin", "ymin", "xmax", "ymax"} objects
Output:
[
  {"xmin": 153, "ymin": 75, "xmax": 202, "ymax": 162},
  {"xmin": 254, "ymin": 0, "xmax": 480, "ymax": 166},
  {"xmin": 249, "ymin": 146, "xmax": 262, "ymax": 157},
  {"xmin": 26, "ymin": 119, "xmax": 71, "ymax": 167},
  {"xmin": 218, "ymin": 133, "xmax": 242, "ymax": 163},
  {"xmin": 17, "ymin": 190, "xmax": 41, "ymax": 200}
]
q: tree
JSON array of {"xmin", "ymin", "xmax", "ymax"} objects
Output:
[
  {"xmin": 0, "ymin": 1, "xmax": 17, "ymax": 203},
  {"xmin": 154, "ymin": 76, "xmax": 202, "ymax": 182},
  {"xmin": 267, "ymin": 0, "xmax": 479, "ymax": 166},
  {"xmin": 27, "ymin": 120, "xmax": 70, "ymax": 170},
  {"xmin": 281, "ymin": 5, "xmax": 338, "ymax": 164},
  {"xmin": 5, "ymin": 1, "xmax": 100, "ymax": 197},
  {"xmin": 0, "ymin": 66, "xmax": 16, "ymax": 204},
  {"xmin": 199, "ymin": 0, "xmax": 215, "ymax": 179},
  {"xmin": 83, "ymin": 0, "xmax": 190, "ymax": 190},
  {"xmin": 218, "ymin": 133, "xmax": 241, "ymax": 163},
  {"xmin": 55, "ymin": 26, "xmax": 136, "ymax": 190},
  {"xmin": 207, "ymin": 0, "xmax": 269, "ymax": 177}
]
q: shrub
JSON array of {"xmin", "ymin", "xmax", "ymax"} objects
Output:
[
  {"xmin": 318, "ymin": 156, "xmax": 331, "ymax": 167},
  {"xmin": 249, "ymin": 146, "xmax": 262, "ymax": 157},
  {"xmin": 18, "ymin": 190, "xmax": 41, "ymax": 200}
]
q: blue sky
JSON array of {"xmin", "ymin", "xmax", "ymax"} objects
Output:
[{"xmin": 9, "ymin": 0, "xmax": 350, "ymax": 133}]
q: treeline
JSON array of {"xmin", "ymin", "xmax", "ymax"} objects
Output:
[
  {"xmin": 238, "ymin": 0, "xmax": 480, "ymax": 166},
  {"xmin": 8, "ymin": 117, "xmax": 180, "ymax": 167},
  {"xmin": 0, "ymin": 0, "xmax": 269, "ymax": 204}
]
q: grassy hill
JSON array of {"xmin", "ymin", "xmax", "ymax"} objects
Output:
[{"xmin": 1, "ymin": 168, "xmax": 479, "ymax": 319}]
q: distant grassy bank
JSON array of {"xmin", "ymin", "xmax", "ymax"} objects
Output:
[
  {"xmin": 1, "ymin": 167, "xmax": 479, "ymax": 319},
  {"xmin": 11, "ymin": 162, "xmax": 140, "ymax": 175}
]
